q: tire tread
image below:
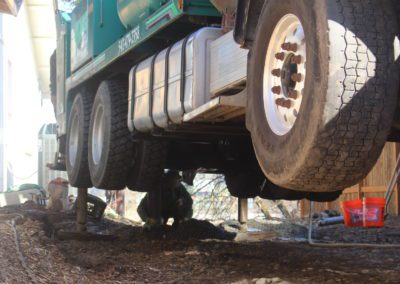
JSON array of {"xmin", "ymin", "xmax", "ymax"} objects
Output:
[
  {"xmin": 90, "ymin": 80, "xmax": 133, "ymax": 189},
  {"xmin": 292, "ymin": 0, "xmax": 399, "ymax": 190}
]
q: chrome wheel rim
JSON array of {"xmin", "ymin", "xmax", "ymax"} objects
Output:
[
  {"xmin": 92, "ymin": 104, "xmax": 105, "ymax": 165},
  {"xmin": 263, "ymin": 14, "xmax": 306, "ymax": 136},
  {"xmin": 68, "ymin": 110, "xmax": 79, "ymax": 167}
]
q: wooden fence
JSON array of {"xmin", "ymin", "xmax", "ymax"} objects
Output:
[{"xmin": 301, "ymin": 143, "xmax": 399, "ymax": 217}]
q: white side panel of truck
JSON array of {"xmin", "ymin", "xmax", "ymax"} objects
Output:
[
  {"xmin": 209, "ymin": 31, "xmax": 248, "ymax": 96},
  {"xmin": 128, "ymin": 27, "xmax": 223, "ymax": 132}
]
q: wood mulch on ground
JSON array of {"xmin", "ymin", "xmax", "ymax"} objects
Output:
[{"xmin": 0, "ymin": 205, "xmax": 399, "ymax": 283}]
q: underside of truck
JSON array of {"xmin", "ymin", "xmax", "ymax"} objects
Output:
[{"xmin": 50, "ymin": 0, "xmax": 400, "ymax": 202}]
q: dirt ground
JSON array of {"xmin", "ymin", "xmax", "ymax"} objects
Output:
[{"xmin": 0, "ymin": 205, "xmax": 399, "ymax": 284}]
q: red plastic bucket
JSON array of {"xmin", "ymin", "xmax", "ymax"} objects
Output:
[
  {"xmin": 363, "ymin": 197, "xmax": 385, "ymax": 227},
  {"xmin": 342, "ymin": 199, "xmax": 363, "ymax": 227},
  {"xmin": 341, "ymin": 198, "xmax": 385, "ymax": 227}
]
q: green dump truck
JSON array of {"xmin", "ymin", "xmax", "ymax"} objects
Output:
[{"xmin": 51, "ymin": 0, "xmax": 400, "ymax": 202}]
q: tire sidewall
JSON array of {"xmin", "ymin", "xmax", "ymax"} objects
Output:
[
  {"xmin": 66, "ymin": 94, "xmax": 89, "ymax": 186},
  {"xmin": 248, "ymin": 0, "xmax": 329, "ymax": 185},
  {"xmin": 88, "ymin": 82, "xmax": 112, "ymax": 186}
]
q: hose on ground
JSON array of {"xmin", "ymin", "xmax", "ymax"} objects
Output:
[{"xmin": 2, "ymin": 214, "xmax": 38, "ymax": 283}]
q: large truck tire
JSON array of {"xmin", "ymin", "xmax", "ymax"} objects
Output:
[
  {"xmin": 88, "ymin": 80, "xmax": 134, "ymax": 190},
  {"xmin": 247, "ymin": 0, "xmax": 399, "ymax": 192},
  {"xmin": 127, "ymin": 140, "xmax": 167, "ymax": 192},
  {"xmin": 66, "ymin": 92, "xmax": 93, "ymax": 188}
]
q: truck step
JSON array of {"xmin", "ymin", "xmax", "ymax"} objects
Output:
[{"xmin": 183, "ymin": 90, "xmax": 246, "ymax": 123}]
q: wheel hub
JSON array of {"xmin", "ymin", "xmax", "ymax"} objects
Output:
[{"xmin": 263, "ymin": 14, "xmax": 306, "ymax": 136}]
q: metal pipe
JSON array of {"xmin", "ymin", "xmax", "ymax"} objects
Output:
[
  {"xmin": 238, "ymin": 198, "xmax": 248, "ymax": 231},
  {"xmin": 318, "ymin": 216, "xmax": 344, "ymax": 227},
  {"xmin": 384, "ymin": 153, "xmax": 400, "ymax": 212}
]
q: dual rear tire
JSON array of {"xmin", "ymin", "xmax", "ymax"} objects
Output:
[{"xmin": 66, "ymin": 80, "xmax": 165, "ymax": 191}]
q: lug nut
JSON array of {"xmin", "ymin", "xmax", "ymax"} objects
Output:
[
  {"xmin": 289, "ymin": 43, "xmax": 297, "ymax": 52},
  {"xmin": 275, "ymin": 98, "xmax": 291, "ymax": 109},
  {"xmin": 289, "ymin": 43, "xmax": 298, "ymax": 52},
  {"xmin": 291, "ymin": 55, "xmax": 302, "ymax": 64},
  {"xmin": 288, "ymin": 90, "xmax": 298, "ymax": 99},
  {"xmin": 291, "ymin": 73, "xmax": 303, "ymax": 82},
  {"xmin": 275, "ymin": 52, "xmax": 285, "ymax": 61},
  {"xmin": 272, "ymin": 86, "xmax": 281, "ymax": 94},
  {"xmin": 275, "ymin": 98, "xmax": 284, "ymax": 106},
  {"xmin": 281, "ymin": 43, "xmax": 290, "ymax": 51},
  {"xmin": 271, "ymin": 69, "xmax": 281, "ymax": 77},
  {"xmin": 281, "ymin": 42, "xmax": 298, "ymax": 52}
]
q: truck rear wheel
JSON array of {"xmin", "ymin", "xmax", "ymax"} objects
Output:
[
  {"xmin": 88, "ymin": 80, "xmax": 134, "ymax": 190},
  {"xmin": 66, "ymin": 92, "xmax": 93, "ymax": 188},
  {"xmin": 247, "ymin": 0, "xmax": 399, "ymax": 192},
  {"xmin": 127, "ymin": 140, "xmax": 167, "ymax": 192}
]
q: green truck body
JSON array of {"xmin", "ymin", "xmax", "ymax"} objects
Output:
[
  {"xmin": 55, "ymin": 0, "xmax": 220, "ymax": 135},
  {"xmin": 70, "ymin": 0, "xmax": 126, "ymax": 71}
]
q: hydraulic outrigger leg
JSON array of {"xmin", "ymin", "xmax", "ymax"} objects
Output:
[
  {"xmin": 238, "ymin": 198, "xmax": 248, "ymax": 232},
  {"xmin": 76, "ymin": 188, "xmax": 88, "ymax": 232}
]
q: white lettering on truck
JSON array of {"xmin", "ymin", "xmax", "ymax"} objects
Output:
[{"xmin": 118, "ymin": 26, "xmax": 140, "ymax": 55}]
